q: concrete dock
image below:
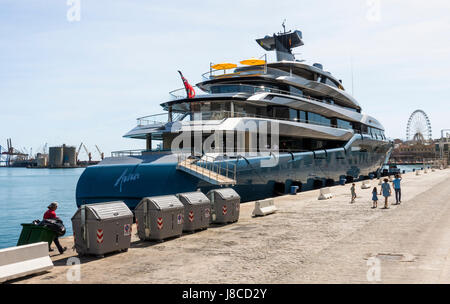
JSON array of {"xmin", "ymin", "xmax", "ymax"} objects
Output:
[{"xmin": 18, "ymin": 169, "xmax": 450, "ymax": 284}]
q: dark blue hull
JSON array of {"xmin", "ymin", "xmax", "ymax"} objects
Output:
[{"xmin": 76, "ymin": 137, "xmax": 392, "ymax": 210}]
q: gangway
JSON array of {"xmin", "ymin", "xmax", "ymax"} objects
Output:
[{"xmin": 177, "ymin": 154, "xmax": 237, "ymax": 185}]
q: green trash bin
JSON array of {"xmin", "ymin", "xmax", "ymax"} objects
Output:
[{"xmin": 17, "ymin": 223, "xmax": 57, "ymax": 246}]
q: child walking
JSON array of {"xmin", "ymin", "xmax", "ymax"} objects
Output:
[
  {"xmin": 372, "ymin": 187, "xmax": 378, "ymax": 208},
  {"xmin": 350, "ymin": 183, "xmax": 356, "ymax": 203}
]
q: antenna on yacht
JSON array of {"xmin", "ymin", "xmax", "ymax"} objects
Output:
[{"xmin": 256, "ymin": 25, "xmax": 304, "ymax": 61}]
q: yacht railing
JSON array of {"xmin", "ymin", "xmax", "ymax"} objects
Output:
[
  {"xmin": 136, "ymin": 113, "xmax": 169, "ymax": 126},
  {"xmin": 168, "ymin": 82, "xmax": 338, "ymax": 109},
  {"xmin": 135, "ymin": 109, "xmax": 354, "ymax": 130},
  {"xmin": 137, "ymin": 112, "xmax": 188, "ymax": 126},
  {"xmin": 111, "ymin": 147, "xmax": 311, "ymax": 159},
  {"xmin": 169, "ymin": 86, "xmax": 203, "ymax": 99},
  {"xmin": 111, "ymin": 149, "xmax": 147, "ymax": 157}
]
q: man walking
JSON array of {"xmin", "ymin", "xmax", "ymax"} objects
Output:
[{"xmin": 392, "ymin": 174, "xmax": 402, "ymax": 204}]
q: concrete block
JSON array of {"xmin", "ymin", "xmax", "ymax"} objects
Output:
[
  {"xmin": 252, "ymin": 199, "xmax": 277, "ymax": 217},
  {"xmin": 0, "ymin": 242, "xmax": 53, "ymax": 283},
  {"xmin": 318, "ymin": 187, "xmax": 333, "ymax": 200},
  {"xmin": 361, "ymin": 180, "xmax": 371, "ymax": 189}
]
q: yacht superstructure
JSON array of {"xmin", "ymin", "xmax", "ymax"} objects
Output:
[{"xmin": 76, "ymin": 29, "xmax": 392, "ymax": 209}]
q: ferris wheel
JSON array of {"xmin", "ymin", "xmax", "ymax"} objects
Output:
[{"xmin": 406, "ymin": 109, "xmax": 432, "ymax": 142}]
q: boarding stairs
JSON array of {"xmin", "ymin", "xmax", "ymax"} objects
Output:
[{"xmin": 177, "ymin": 154, "xmax": 237, "ymax": 185}]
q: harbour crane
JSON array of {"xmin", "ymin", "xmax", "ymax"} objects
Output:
[
  {"xmin": 2, "ymin": 139, "xmax": 27, "ymax": 166},
  {"xmin": 82, "ymin": 144, "xmax": 92, "ymax": 163},
  {"xmin": 95, "ymin": 145, "xmax": 104, "ymax": 160},
  {"xmin": 76, "ymin": 142, "xmax": 83, "ymax": 163}
]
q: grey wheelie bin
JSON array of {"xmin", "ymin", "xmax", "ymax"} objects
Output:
[
  {"xmin": 206, "ymin": 188, "xmax": 240, "ymax": 224},
  {"xmin": 176, "ymin": 191, "xmax": 211, "ymax": 232},
  {"xmin": 71, "ymin": 201, "xmax": 133, "ymax": 257},
  {"xmin": 134, "ymin": 195, "xmax": 184, "ymax": 241}
]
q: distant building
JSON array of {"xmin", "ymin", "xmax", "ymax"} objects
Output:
[
  {"xmin": 435, "ymin": 135, "xmax": 450, "ymax": 164},
  {"xmin": 390, "ymin": 140, "xmax": 436, "ymax": 163}
]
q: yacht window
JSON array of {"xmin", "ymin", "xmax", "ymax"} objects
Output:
[
  {"xmin": 361, "ymin": 124, "xmax": 368, "ymax": 134},
  {"xmin": 289, "ymin": 86, "xmax": 303, "ymax": 97},
  {"xmin": 188, "ymin": 101, "xmax": 234, "ymax": 120},
  {"xmin": 210, "ymin": 84, "xmax": 280, "ymax": 95},
  {"xmin": 190, "ymin": 102, "xmax": 202, "ymax": 112},
  {"xmin": 299, "ymin": 111, "xmax": 307, "ymax": 123},
  {"xmin": 234, "ymin": 103, "xmax": 245, "ymax": 116},
  {"xmin": 308, "ymin": 112, "xmax": 331, "ymax": 127},
  {"xmin": 324, "ymin": 98, "xmax": 335, "ymax": 105},
  {"xmin": 325, "ymin": 78, "xmax": 338, "ymax": 88},
  {"xmin": 337, "ymin": 119, "xmax": 352, "ymax": 130},
  {"xmin": 268, "ymin": 106, "xmax": 289, "ymax": 120},
  {"xmin": 244, "ymin": 104, "xmax": 262, "ymax": 117},
  {"xmin": 351, "ymin": 122, "xmax": 361, "ymax": 133},
  {"xmin": 278, "ymin": 137, "xmax": 346, "ymax": 152},
  {"xmin": 210, "ymin": 85, "xmax": 254, "ymax": 94},
  {"xmin": 255, "ymin": 106, "xmax": 267, "ymax": 117},
  {"xmin": 289, "ymin": 109, "xmax": 299, "ymax": 121}
]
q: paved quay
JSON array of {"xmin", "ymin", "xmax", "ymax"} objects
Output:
[{"xmin": 18, "ymin": 169, "xmax": 450, "ymax": 284}]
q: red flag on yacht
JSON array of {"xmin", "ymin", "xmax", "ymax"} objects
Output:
[{"xmin": 178, "ymin": 71, "xmax": 195, "ymax": 99}]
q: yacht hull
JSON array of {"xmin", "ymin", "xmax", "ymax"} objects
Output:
[{"xmin": 76, "ymin": 138, "xmax": 392, "ymax": 209}]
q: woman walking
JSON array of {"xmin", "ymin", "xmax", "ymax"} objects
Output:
[
  {"xmin": 43, "ymin": 202, "xmax": 67, "ymax": 254},
  {"xmin": 380, "ymin": 179, "xmax": 392, "ymax": 209},
  {"xmin": 372, "ymin": 187, "xmax": 378, "ymax": 208}
]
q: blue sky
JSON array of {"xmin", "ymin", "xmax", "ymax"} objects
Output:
[{"xmin": 1, "ymin": 0, "xmax": 449, "ymax": 159}]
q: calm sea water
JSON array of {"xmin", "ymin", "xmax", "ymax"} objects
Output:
[
  {"xmin": 0, "ymin": 168, "xmax": 84, "ymax": 249},
  {"xmin": 382, "ymin": 164, "xmax": 425, "ymax": 173}
]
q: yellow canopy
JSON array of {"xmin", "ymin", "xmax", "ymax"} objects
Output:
[
  {"xmin": 211, "ymin": 63, "xmax": 237, "ymax": 70},
  {"xmin": 240, "ymin": 57, "xmax": 266, "ymax": 66}
]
